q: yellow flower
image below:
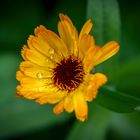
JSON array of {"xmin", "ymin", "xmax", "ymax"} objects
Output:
[{"xmin": 16, "ymin": 13, "xmax": 120, "ymax": 121}]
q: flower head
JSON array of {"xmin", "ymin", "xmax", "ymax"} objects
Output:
[{"xmin": 16, "ymin": 13, "xmax": 120, "ymax": 121}]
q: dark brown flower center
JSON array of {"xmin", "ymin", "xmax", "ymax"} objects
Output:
[{"xmin": 53, "ymin": 55, "xmax": 84, "ymax": 92}]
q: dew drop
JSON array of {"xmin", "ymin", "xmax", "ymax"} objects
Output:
[
  {"xmin": 48, "ymin": 48, "xmax": 54, "ymax": 54},
  {"xmin": 50, "ymin": 55, "xmax": 54, "ymax": 59},
  {"xmin": 46, "ymin": 58, "xmax": 49, "ymax": 62},
  {"xmin": 134, "ymin": 106, "xmax": 140, "ymax": 112},
  {"xmin": 37, "ymin": 72, "xmax": 43, "ymax": 79},
  {"xmin": 38, "ymin": 88, "xmax": 42, "ymax": 92}
]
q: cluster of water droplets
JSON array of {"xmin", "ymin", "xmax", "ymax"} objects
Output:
[
  {"xmin": 48, "ymin": 48, "xmax": 55, "ymax": 60},
  {"xmin": 36, "ymin": 72, "xmax": 43, "ymax": 79},
  {"xmin": 36, "ymin": 48, "xmax": 55, "ymax": 79}
]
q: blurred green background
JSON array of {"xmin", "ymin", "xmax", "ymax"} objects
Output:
[{"xmin": 0, "ymin": 0, "xmax": 140, "ymax": 139}]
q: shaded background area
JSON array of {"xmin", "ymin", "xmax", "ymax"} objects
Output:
[{"xmin": 0, "ymin": 0, "xmax": 140, "ymax": 140}]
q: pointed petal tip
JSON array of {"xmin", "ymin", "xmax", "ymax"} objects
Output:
[
  {"xmin": 59, "ymin": 13, "xmax": 67, "ymax": 21},
  {"xmin": 94, "ymin": 73, "xmax": 108, "ymax": 86},
  {"xmin": 93, "ymin": 41, "xmax": 120, "ymax": 66},
  {"xmin": 108, "ymin": 41, "xmax": 120, "ymax": 50},
  {"xmin": 76, "ymin": 114, "xmax": 88, "ymax": 122},
  {"xmin": 53, "ymin": 101, "xmax": 64, "ymax": 115},
  {"xmin": 79, "ymin": 19, "xmax": 93, "ymax": 40},
  {"xmin": 34, "ymin": 25, "xmax": 47, "ymax": 35},
  {"xmin": 104, "ymin": 40, "xmax": 120, "ymax": 56},
  {"xmin": 16, "ymin": 93, "xmax": 24, "ymax": 98},
  {"xmin": 59, "ymin": 13, "xmax": 64, "ymax": 17},
  {"xmin": 74, "ymin": 93, "xmax": 88, "ymax": 122},
  {"xmin": 16, "ymin": 71, "xmax": 24, "ymax": 81},
  {"xmin": 87, "ymin": 18, "xmax": 93, "ymax": 25}
]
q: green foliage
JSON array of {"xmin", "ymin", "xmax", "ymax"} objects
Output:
[
  {"xmin": 96, "ymin": 87, "xmax": 140, "ymax": 113},
  {"xmin": 87, "ymin": 0, "xmax": 121, "ymax": 45},
  {"xmin": 67, "ymin": 104, "xmax": 112, "ymax": 140}
]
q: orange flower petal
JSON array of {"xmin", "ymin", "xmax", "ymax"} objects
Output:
[
  {"xmin": 16, "ymin": 71, "xmax": 25, "ymax": 81},
  {"xmin": 17, "ymin": 78, "xmax": 66, "ymax": 102},
  {"xmin": 73, "ymin": 92, "xmax": 88, "ymax": 121},
  {"xmin": 86, "ymin": 73, "xmax": 107, "ymax": 101},
  {"xmin": 83, "ymin": 45, "xmax": 101, "ymax": 72},
  {"xmin": 34, "ymin": 25, "xmax": 68, "ymax": 57},
  {"xmin": 93, "ymin": 73, "xmax": 108, "ymax": 87},
  {"xmin": 78, "ymin": 34, "xmax": 95, "ymax": 58},
  {"xmin": 21, "ymin": 46, "xmax": 56, "ymax": 67},
  {"xmin": 59, "ymin": 13, "xmax": 73, "ymax": 26},
  {"xmin": 20, "ymin": 61, "xmax": 52, "ymax": 79},
  {"xmin": 27, "ymin": 35, "xmax": 61, "ymax": 63},
  {"xmin": 79, "ymin": 19, "xmax": 93, "ymax": 41},
  {"xmin": 84, "ymin": 41, "xmax": 119, "ymax": 72},
  {"xmin": 64, "ymin": 96, "xmax": 74, "ymax": 113},
  {"xmin": 36, "ymin": 91, "xmax": 66, "ymax": 104},
  {"xmin": 17, "ymin": 73, "xmax": 66, "ymax": 102},
  {"xmin": 94, "ymin": 41, "xmax": 120, "ymax": 65},
  {"xmin": 58, "ymin": 14, "xmax": 78, "ymax": 55},
  {"xmin": 21, "ymin": 45, "xmax": 29, "ymax": 60},
  {"xmin": 19, "ymin": 76, "xmax": 51, "ymax": 90},
  {"xmin": 16, "ymin": 13, "xmax": 120, "ymax": 122},
  {"xmin": 35, "ymin": 25, "xmax": 67, "ymax": 55},
  {"xmin": 53, "ymin": 100, "xmax": 64, "ymax": 115},
  {"xmin": 16, "ymin": 84, "xmax": 45, "ymax": 99}
]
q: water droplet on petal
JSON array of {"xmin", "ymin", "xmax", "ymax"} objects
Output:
[
  {"xmin": 48, "ymin": 49, "xmax": 55, "ymax": 60},
  {"xmin": 46, "ymin": 58, "xmax": 49, "ymax": 62},
  {"xmin": 50, "ymin": 55, "xmax": 54, "ymax": 59},
  {"xmin": 48, "ymin": 48, "xmax": 54, "ymax": 54},
  {"xmin": 38, "ymin": 88, "xmax": 42, "ymax": 92},
  {"xmin": 37, "ymin": 72, "xmax": 43, "ymax": 79},
  {"xmin": 134, "ymin": 106, "xmax": 140, "ymax": 112}
]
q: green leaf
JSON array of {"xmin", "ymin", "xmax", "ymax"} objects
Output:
[
  {"xmin": 87, "ymin": 0, "xmax": 121, "ymax": 84},
  {"xmin": 117, "ymin": 56, "xmax": 140, "ymax": 98},
  {"xmin": 109, "ymin": 113, "xmax": 140, "ymax": 140},
  {"xmin": 95, "ymin": 87, "xmax": 140, "ymax": 113},
  {"xmin": 67, "ymin": 104, "xmax": 112, "ymax": 140},
  {"xmin": 0, "ymin": 53, "xmax": 70, "ymax": 139},
  {"xmin": 119, "ymin": 0, "xmax": 140, "ymax": 61},
  {"xmin": 87, "ymin": 0, "xmax": 121, "ymax": 44}
]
